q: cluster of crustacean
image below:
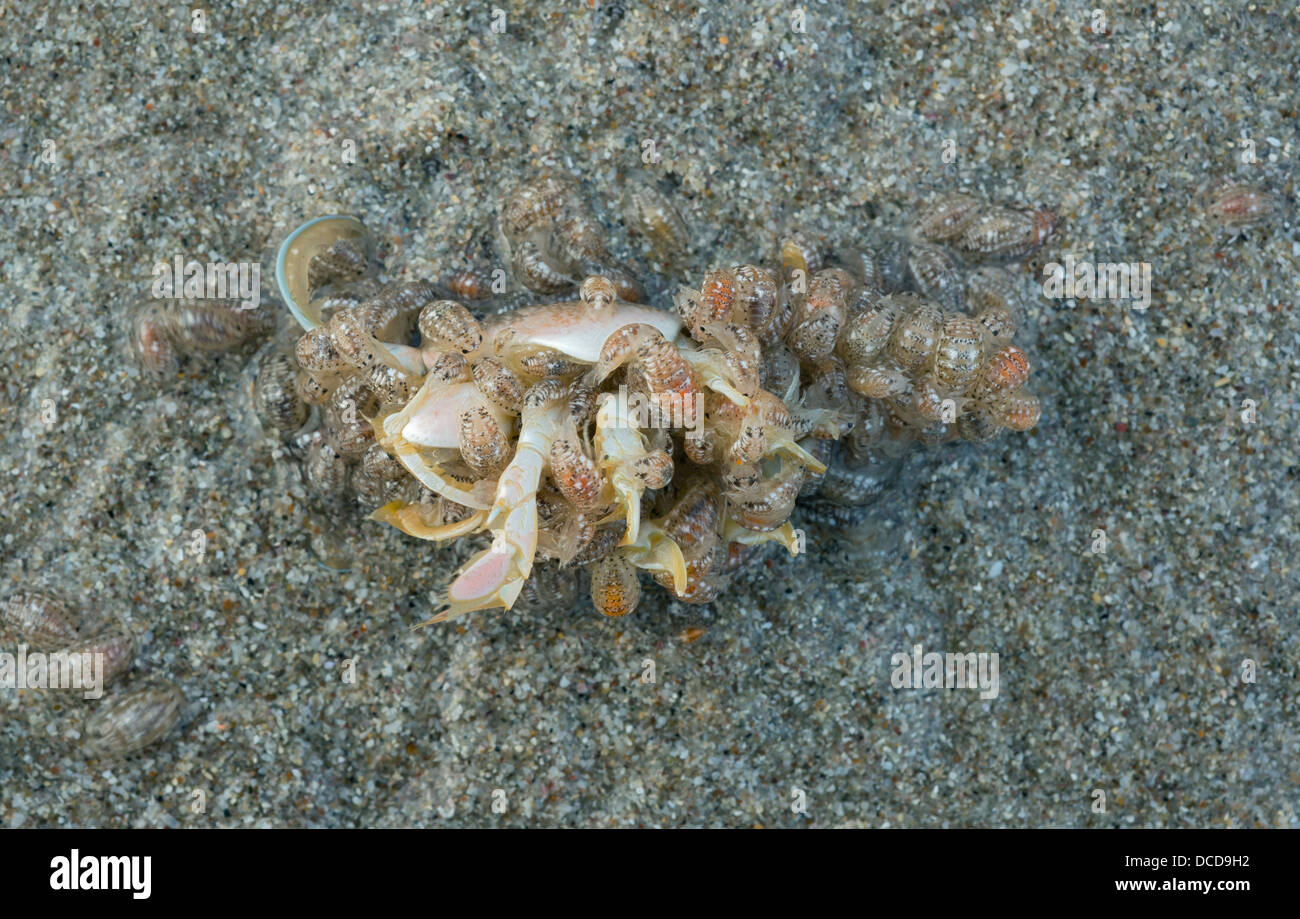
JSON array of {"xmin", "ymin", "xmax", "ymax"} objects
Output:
[
  {"xmin": 224, "ymin": 172, "xmax": 1053, "ymax": 623},
  {"xmin": 1, "ymin": 591, "xmax": 182, "ymax": 757}
]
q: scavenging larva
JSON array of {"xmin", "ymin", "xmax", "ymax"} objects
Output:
[{"xmin": 167, "ymin": 173, "xmax": 1053, "ymax": 623}]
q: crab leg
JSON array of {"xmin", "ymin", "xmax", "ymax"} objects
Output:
[
  {"xmin": 419, "ymin": 381, "xmax": 568, "ymax": 623},
  {"xmin": 619, "ymin": 523, "xmax": 689, "ymax": 596},
  {"xmin": 721, "ymin": 517, "xmax": 803, "ymax": 556},
  {"xmin": 677, "ymin": 341, "xmax": 750, "ymax": 406},
  {"xmin": 371, "ymin": 502, "xmax": 489, "ymax": 542},
  {"xmin": 592, "ymin": 392, "xmax": 657, "ymax": 547}
]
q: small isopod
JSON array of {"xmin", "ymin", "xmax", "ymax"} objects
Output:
[
  {"xmin": 954, "ymin": 206, "xmax": 1055, "ymax": 260},
  {"xmin": 973, "ymin": 344, "xmax": 1031, "ymax": 401},
  {"xmin": 1201, "ymin": 179, "xmax": 1286, "ymax": 229},
  {"xmin": 418, "ymin": 300, "xmax": 483, "ymax": 354},
  {"xmin": 2, "ymin": 591, "xmax": 81, "ymax": 649},
  {"xmin": 253, "ymin": 348, "xmax": 310, "ymax": 433},
  {"xmin": 622, "ymin": 178, "xmax": 689, "ymax": 257},
  {"xmin": 83, "ymin": 681, "xmax": 184, "ymax": 758},
  {"xmin": 910, "ymin": 191, "xmax": 982, "ymax": 243},
  {"xmin": 885, "ymin": 297, "xmax": 945, "ymax": 372},
  {"xmin": 588, "ymin": 555, "xmax": 641, "ymax": 618},
  {"xmin": 59, "ymin": 628, "xmax": 136, "ymax": 689}
]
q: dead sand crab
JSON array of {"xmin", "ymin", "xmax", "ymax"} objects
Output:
[{"xmin": 263, "ymin": 174, "xmax": 1052, "ymax": 623}]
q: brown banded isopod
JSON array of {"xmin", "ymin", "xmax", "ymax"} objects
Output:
[
  {"xmin": 1201, "ymin": 179, "xmax": 1286, "ymax": 229},
  {"xmin": 910, "ymin": 192, "xmax": 982, "ymax": 243},
  {"xmin": 905, "ymin": 242, "xmax": 965, "ymax": 310},
  {"xmin": 933, "ymin": 313, "xmax": 987, "ymax": 395},
  {"xmin": 418, "ymin": 300, "xmax": 483, "ymax": 354},
  {"xmin": 83, "ymin": 681, "xmax": 184, "ymax": 758},
  {"xmin": 885, "ymin": 297, "xmax": 945, "ymax": 372},
  {"xmin": 837, "ymin": 298, "xmax": 902, "ymax": 366},
  {"xmin": 954, "ymin": 206, "xmax": 1055, "ymax": 260},
  {"xmin": 58, "ymin": 628, "xmax": 136, "ymax": 690},
  {"xmin": 253, "ymin": 348, "xmax": 310, "ymax": 433},
  {"xmin": 2, "ymin": 591, "xmax": 81, "ymax": 649},
  {"xmin": 991, "ymin": 390, "xmax": 1042, "ymax": 432},
  {"xmin": 622, "ymin": 178, "xmax": 689, "ymax": 257},
  {"xmin": 303, "ymin": 433, "xmax": 352, "ymax": 500},
  {"xmin": 588, "ymin": 556, "xmax": 641, "ymax": 618},
  {"xmin": 973, "ymin": 344, "xmax": 1031, "ymax": 401},
  {"xmin": 307, "ymin": 236, "xmax": 371, "ymax": 294}
]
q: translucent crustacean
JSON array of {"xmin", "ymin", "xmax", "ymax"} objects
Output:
[{"xmin": 267, "ymin": 174, "xmax": 1049, "ymax": 623}]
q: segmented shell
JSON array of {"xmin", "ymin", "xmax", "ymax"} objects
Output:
[
  {"xmin": 500, "ymin": 170, "xmax": 576, "ymax": 241},
  {"xmin": 911, "ymin": 192, "xmax": 982, "ymax": 242},
  {"xmin": 513, "ymin": 236, "xmax": 575, "ymax": 293},
  {"xmin": 789, "ymin": 269, "xmax": 852, "ymax": 362},
  {"xmin": 308, "ymin": 237, "xmax": 370, "ymax": 294},
  {"xmin": 458, "ymin": 406, "xmax": 510, "ymax": 477},
  {"xmin": 660, "ymin": 480, "xmax": 721, "ymax": 561},
  {"xmin": 729, "ymin": 462, "xmax": 803, "ymax": 532},
  {"xmin": 631, "ymin": 450, "xmax": 674, "ymax": 489},
  {"xmin": 974, "ymin": 345, "xmax": 1031, "ymax": 400},
  {"xmin": 366, "ymin": 363, "xmax": 413, "ymax": 405},
  {"xmin": 443, "ymin": 268, "xmax": 496, "ymax": 301},
  {"xmin": 905, "ymin": 242, "xmax": 965, "ymax": 310},
  {"xmin": 1202, "ymin": 180, "xmax": 1286, "ymax": 228},
  {"xmin": 579, "ymin": 275, "xmax": 618, "ymax": 312},
  {"xmin": 885, "ymin": 297, "xmax": 944, "ymax": 372},
  {"xmin": 419, "ymin": 300, "xmax": 483, "ymax": 354},
  {"xmin": 472, "ymin": 356, "xmax": 525, "ymax": 413},
  {"xmin": 295, "ymin": 370, "xmax": 334, "ymax": 406},
  {"xmin": 83, "ymin": 681, "xmax": 183, "ymax": 757},
  {"xmin": 992, "ymin": 390, "xmax": 1041, "ymax": 431},
  {"xmin": 425, "ymin": 350, "xmax": 472, "ymax": 384},
  {"xmin": 304, "ymin": 434, "xmax": 351, "ymax": 498},
  {"xmin": 2, "ymin": 592, "xmax": 80, "ymax": 648},
  {"xmin": 254, "ymin": 349, "xmax": 309, "ymax": 432},
  {"xmin": 837, "ymin": 299, "xmax": 901, "ymax": 366},
  {"xmin": 933, "ymin": 314, "xmax": 986, "ymax": 394},
  {"xmin": 295, "ymin": 327, "xmax": 344, "ymax": 374},
  {"xmin": 847, "ymin": 364, "xmax": 910, "ymax": 400},
  {"xmin": 955, "ymin": 206, "xmax": 1055, "ymax": 259},
  {"xmin": 677, "ymin": 267, "xmax": 738, "ymax": 337},
  {"xmin": 589, "ymin": 556, "xmax": 641, "ymax": 617},
  {"xmin": 550, "ymin": 436, "xmax": 604, "ymax": 510},
  {"xmin": 622, "ymin": 179, "xmax": 688, "ymax": 256}
]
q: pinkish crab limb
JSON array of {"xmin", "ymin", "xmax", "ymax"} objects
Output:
[{"xmin": 419, "ymin": 381, "xmax": 569, "ymax": 623}]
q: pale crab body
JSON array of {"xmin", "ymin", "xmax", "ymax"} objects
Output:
[{"xmin": 484, "ymin": 299, "xmax": 682, "ymax": 365}]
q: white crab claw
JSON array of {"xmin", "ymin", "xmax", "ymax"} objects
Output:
[{"xmin": 417, "ymin": 388, "xmax": 565, "ymax": 624}]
